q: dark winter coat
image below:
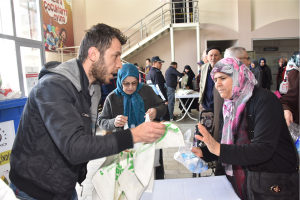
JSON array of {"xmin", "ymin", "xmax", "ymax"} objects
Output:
[{"xmin": 9, "ymin": 59, "xmax": 133, "ymax": 200}]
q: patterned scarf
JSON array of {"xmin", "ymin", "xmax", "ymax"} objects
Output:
[
  {"xmin": 210, "ymin": 58, "xmax": 257, "ymax": 176},
  {"xmin": 114, "ymin": 63, "xmax": 145, "ymax": 128},
  {"xmin": 286, "ymin": 55, "xmax": 300, "ymax": 72}
]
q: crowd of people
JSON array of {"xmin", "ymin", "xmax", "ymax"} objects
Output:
[{"xmin": 5, "ymin": 23, "xmax": 299, "ymax": 200}]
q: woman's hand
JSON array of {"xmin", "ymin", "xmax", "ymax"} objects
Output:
[
  {"xmin": 114, "ymin": 115, "xmax": 128, "ymax": 127},
  {"xmin": 145, "ymin": 108, "xmax": 157, "ymax": 121},
  {"xmin": 195, "ymin": 123, "xmax": 221, "ymax": 156},
  {"xmin": 284, "ymin": 110, "xmax": 293, "ymax": 126},
  {"xmin": 191, "ymin": 147, "xmax": 203, "ymax": 158}
]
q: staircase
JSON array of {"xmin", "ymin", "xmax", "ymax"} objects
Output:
[
  {"xmin": 121, "ymin": 1, "xmax": 199, "ymax": 60},
  {"xmin": 56, "ymin": 1, "xmax": 200, "ymax": 63}
]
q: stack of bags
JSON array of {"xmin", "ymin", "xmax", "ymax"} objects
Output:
[{"xmin": 176, "ymin": 89, "xmax": 195, "ymax": 96}]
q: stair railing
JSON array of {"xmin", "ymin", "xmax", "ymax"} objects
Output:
[{"xmin": 122, "ymin": 1, "xmax": 198, "ymax": 54}]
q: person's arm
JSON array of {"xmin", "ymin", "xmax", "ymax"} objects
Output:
[
  {"xmin": 280, "ymin": 73, "xmax": 299, "ymax": 125},
  {"xmin": 155, "ymin": 73, "xmax": 168, "ymax": 102},
  {"xmin": 191, "ymin": 146, "xmax": 219, "ymax": 163},
  {"xmin": 287, "ymin": 70, "xmax": 299, "ymax": 89},
  {"xmin": 36, "ymin": 81, "xmax": 133, "ymax": 165},
  {"xmin": 172, "ymin": 68, "xmax": 184, "ymax": 78},
  {"xmin": 258, "ymin": 69, "xmax": 263, "ymax": 88},
  {"xmin": 266, "ymin": 67, "xmax": 272, "ymax": 89},
  {"xmin": 98, "ymin": 94, "xmax": 121, "ymax": 131},
  {"xmin": 219, "ymin": 93, "xmax": 283, "ymax": 166},
  {"xmin": 147, "ymin": 86, "xmax": 168, "ymax": 118}
]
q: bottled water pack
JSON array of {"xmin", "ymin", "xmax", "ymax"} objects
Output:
[
  {"xmin": 174, "ymin": 129, "xmax": 208, "ymax": 173},
  {"xmin": 288, "ymin": 123, "xmax": 300, "ymax": 159}
]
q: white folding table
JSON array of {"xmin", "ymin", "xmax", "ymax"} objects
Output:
[
  {"xmin": 175, "ymin": 92, "xmax": 199, "ymax": 122},
  {"xmin": 140, "ymin": 176, "xmax": 240, "ymax": 200}
]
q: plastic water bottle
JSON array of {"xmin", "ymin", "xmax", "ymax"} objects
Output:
[{"xmin": 288, "ymin": 123, "xmax": 300, "ymax": 159}]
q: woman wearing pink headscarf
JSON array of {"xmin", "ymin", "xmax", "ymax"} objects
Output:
[{"xmin": 191, "ymin": 58, "xmax": 298, "ymax": 200}]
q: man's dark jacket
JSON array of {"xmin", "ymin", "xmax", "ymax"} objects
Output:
[
  {"xmin": 165, "ymin": 66, "xmax": 184, "ymax": 89},
  {"xmin": 146, "ymin": 67, "xmax": 168, "ymax": 101},
  {"xmin": 9, "ymin": 59, "xmax": 133, "ymax": 200}
]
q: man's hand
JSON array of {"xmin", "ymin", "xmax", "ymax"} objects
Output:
[
  {"xmin": 195, "ymin": 123, "xmax": 220, "ymax": 156},
  {"xmin": 165, "ymin": 101, "xmax": 169, "ymax": 105},
  {"xmin": 145, "ymin": 108, "xmax": 157, "ymax": 121},
  {"xmin": 284, "ymin": 110, "xmax": 293, "ymax": 126},
  {"xmin": 114, "ymin": 115, "xmax": 128, "ymax": 127},
  {"xmin": 131, "ymin": 122, "xmax": 165, "ymax": 143},
  {"xmin": 191, "ymin": 147, "xmax": 203, "ymax": 158}
]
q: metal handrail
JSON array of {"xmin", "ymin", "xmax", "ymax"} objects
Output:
[
  {"xmin": 123, "ymin": 1, "xmax": 198, "ymax": 34},
  {"xmin": 126, "ymin": 9, "xmax": 171, "ymax": 38},
  {"xmin": 122, "ymin": 1, "xmax": 199, "ymax": 54}
]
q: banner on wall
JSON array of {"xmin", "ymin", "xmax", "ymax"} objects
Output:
[{"xmin": 42, "ymin": 0, "xmax": 74, "ymax": 52}]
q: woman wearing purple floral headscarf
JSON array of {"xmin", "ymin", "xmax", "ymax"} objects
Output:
[{"xmin": 192, "ymin": 58, "xmax": 298, "ymax": 200}]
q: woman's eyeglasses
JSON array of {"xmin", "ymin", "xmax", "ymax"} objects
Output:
[{"xmin": 122, "ymin": 82, "xmax": 138, "ymax": 87}]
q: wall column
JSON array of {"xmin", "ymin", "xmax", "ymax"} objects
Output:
[
  {"xmin": 170, "ymin": 26, "xmax": 175, "ymax": 61},
  {"xmin": 196, "ymin": 24, "xmax": 200, "ymax": 62},
  {"xmin": 237, "ymin": 0, "xmax": 252, "ymax": 50}
]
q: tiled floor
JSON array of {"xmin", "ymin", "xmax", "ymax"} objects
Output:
[{"xmin": 76, "ymin": 100, "xmax": 214, "ymax": 199}]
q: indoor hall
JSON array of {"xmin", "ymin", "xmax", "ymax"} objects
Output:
[{"xmin": 0, "ymin": 0, "xmax": 299, "ymax": 200}]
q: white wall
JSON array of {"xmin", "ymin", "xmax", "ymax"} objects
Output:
[
  {"xmin": 251, "ymin": 0, "xmax": 299, "ymax": 31},
  {"xmin": 72, "ymin": 0, "xmax": 87, "ymax": 46},
  {"xmin": 85, "ymin": 0, "xmax": 164, "ymax": 31},
  {"xmin": 198, "ymin": 0, "xmax": 238, "ymax": 32},
  {"xmin": 70, "ymin": 0, "xmax": 300, "ymax": 63}
]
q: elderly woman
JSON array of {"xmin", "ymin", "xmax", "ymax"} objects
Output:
[
  {"xmin": 192, "ymin": 58, "xmax": 298, "ymax": 200},
  {"xmin": 98, "ymin": 63, "xmax": 167, "ymax": 179},
  {"xmin": 259, "ymin": 58, "xmax": 272, "ymax": 90},
  {"xmin": 179, "ymin": 65, "xmax": 197, "ymax": 113},
  {"xmin": 285, "ymin": 55, "xmax": 299, "ymax": 90},
  {"xmin": 276, "ymin": 58, "xmax": 287, "ymax": 90},
  {"xmin": 250, "ymin": 60, "xmax": 262, "ymax": 87},
  {"xmin": 99, "ymin": 63, "xmax": 167, "ymax": 130}
]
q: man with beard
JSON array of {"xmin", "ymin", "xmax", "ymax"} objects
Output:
[{"xmin": 9, "ymin": 24, "xmax": 166, "ymax": 200}]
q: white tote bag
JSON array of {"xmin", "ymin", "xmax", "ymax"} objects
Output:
[
  {"xmin": 279, "ymin": 81, "xmax": 289, "ymax": 94},
  {"xmin": 92, "ymin": 122, "xmax": 185, "ymax": 200}
]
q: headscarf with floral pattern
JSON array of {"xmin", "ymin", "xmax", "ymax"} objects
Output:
[{"xmin": 210, "ymin": 57, "xmax": 257, "ymax": 176}]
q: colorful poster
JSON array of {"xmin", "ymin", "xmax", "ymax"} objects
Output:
[
  {"xmin": 0, "ymin": 120, "xmax": 15, "ymax": 184},
  {"xmin": 41, "ymin": 0, "xmax": 74, "ymax": 52}
]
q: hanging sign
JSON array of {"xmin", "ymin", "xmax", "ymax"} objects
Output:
[{"xmin": 263, "ymin": 47, "xmax": 278, "ymax": 51}]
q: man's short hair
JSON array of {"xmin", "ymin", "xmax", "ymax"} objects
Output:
[
  {"xmin": 170, "ymin": 62, "xmax": 177, "ymax": 66},
  {"xmin": 78, "ymin": 23, "xmax": 127, "ymax": 63},
  {"xmin": 206, "ymin": 46, "xmax": 222, "ymax": 55},
  {"xmin": 224, "ymin": 47, "xmax": 246, "ymax": 59},
  {"xmin": 146, "ymin": 58, "xmax": 151, "ymax": 62}
]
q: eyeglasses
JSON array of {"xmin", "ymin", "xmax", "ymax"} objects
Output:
[
  {"xmin": 122, "ymin": 81, "xmax": 138, "ymax": 87},
  {"xmin": 240, "ymin": 56, "xmax": 251, "ymax": 61}
]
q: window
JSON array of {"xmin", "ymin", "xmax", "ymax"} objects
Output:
[
  {"xmin": 0, "ymin": 0, "xmax": 14, "ymax": 35},
  {"xmin": 0, "ymin": 38, "xmax": 20, "ymax": 91},
  {"xmin": 13, "ymin": 0, "xmax": 41, "ymax": 41}
]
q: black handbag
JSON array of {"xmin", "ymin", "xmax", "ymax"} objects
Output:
[
  {"xmin": 247, "ymin": 170, "xmax": 299, "ymax": 200},
  {"xmin": 246, "ymin": 98, "xmax": 299, "ymax": 200}
]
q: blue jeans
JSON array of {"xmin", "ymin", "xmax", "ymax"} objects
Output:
[
  {"xmin": 167, "ymin": 87, "xmax": 176, "ymax": 119},
  {"xmin": 10, "ymin": 182, "xmax": 78, "ymax": 200}
]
